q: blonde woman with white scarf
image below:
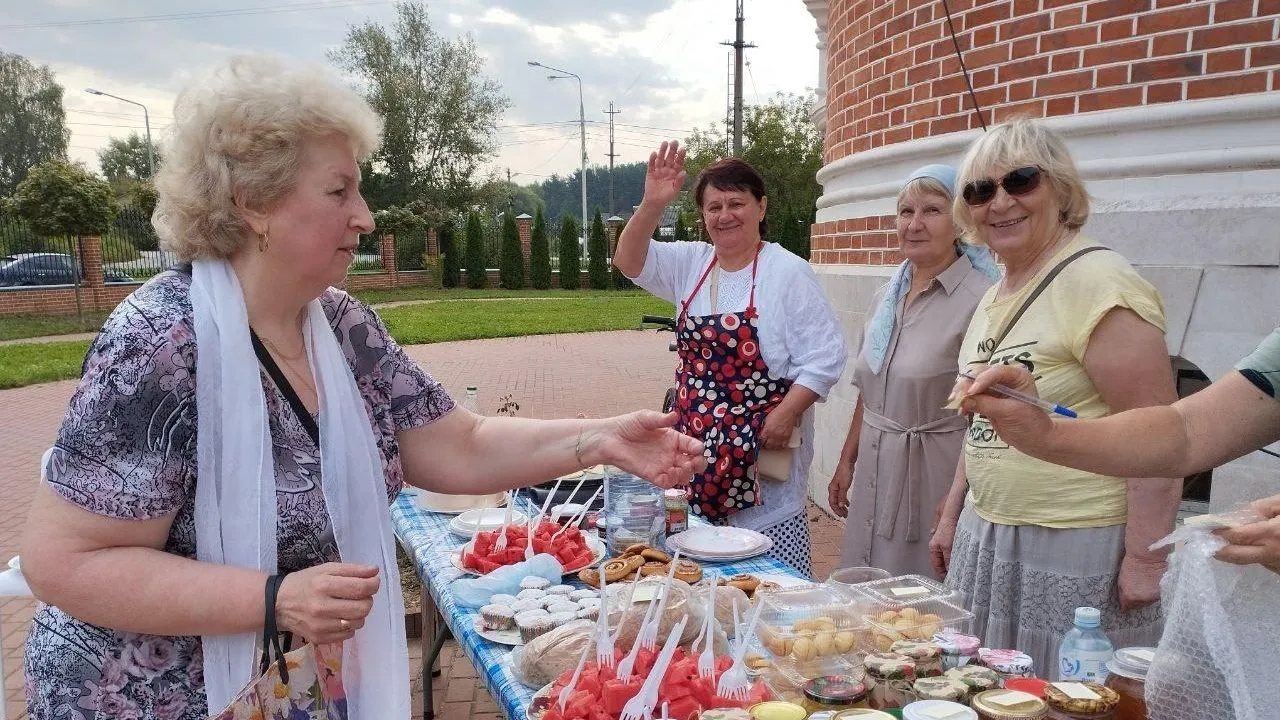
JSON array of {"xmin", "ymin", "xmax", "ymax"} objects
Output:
[{"xmin": 18, "ymin": 55, "xmax": 705, "ymax": 720}]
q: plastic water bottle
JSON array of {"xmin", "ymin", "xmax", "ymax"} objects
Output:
[
  {"xmin": 1058, "ymin": 606, "xmax": 1114, "ymax": 682},
  {"xmin": 462, "ymin": 386, "xmax": 478, "ymax": 413}
]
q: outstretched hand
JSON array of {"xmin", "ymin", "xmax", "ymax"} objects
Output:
[
  {"xmin": 643, "ymin": 141, "xmax": 687, "ymax": 208},
  {"xmin": 591, "ymin": 410, "xmax": 706, "ymax": 489},
  {"xmin": 1217, "ymin": 494, "xmax": 1280, "ymax": 575}
]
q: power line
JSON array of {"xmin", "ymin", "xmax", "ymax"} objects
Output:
[{"xmin": 0, "ymin": 0, "xmax": 393, "ymax": 30}]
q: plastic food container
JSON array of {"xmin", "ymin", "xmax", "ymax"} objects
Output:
[
  {"xmin": 1103, "ymin": 647, "xmax": 1152, "ymax": 720},
  {"xmin": 1043, "ymin": 682, "xmax": 1119, "ymax": 719},
  {"xmin": 903, "ymin": 700, "xmax": 978, "ymax": 720},
  {"xmin": 827, "ymin": 567, "xmax": 892, "ymax": 596},
  {"xmin": 863, "ymin": 652, "xmax": 916, "ymax": 710},
  {"xmin": 889, "ymin": 640, "xmax": 944, "ymax": 678},
  {"xmin": 757, "ymin": 584, "xmax": 863, "ymax": 665},
  {"xmin": 801, "ymin": 675, "xmax": 870, "ymax": 713},
  {"xmin": 970, "ymin": 690, "xmax": 1050, "ymax": 720},
  {"xmin": 846, "ymin": 576, "xmax": 972, "ymax": 654}
]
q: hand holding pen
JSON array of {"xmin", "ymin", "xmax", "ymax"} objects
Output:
[
  {"xmin": 956, "ymin": 371, "xmax": 1078, "ymax": 418},
  {"xmin": 948, "ymin": 364, "xmax": 1071, "ymax": 457}
]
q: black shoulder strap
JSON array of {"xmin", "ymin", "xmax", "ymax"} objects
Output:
[
  {"xmin": 986, "ymin": 245, "xmax": 1110, "ymax": 358},
  {"xmin": 250, "ymin": 329, "xmax": 321, "ymax": 448}
]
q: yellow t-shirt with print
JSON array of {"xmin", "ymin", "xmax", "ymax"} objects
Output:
[{"xmin": 958, "ymin": 235, "xmax": 1167, "ymax": 528}]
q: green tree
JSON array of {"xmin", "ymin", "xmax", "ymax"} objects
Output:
[
  {"xmin": 529, "ymin": 207, "xmax": 551, "ymax": 290},
  {"xmin": 464, "ymin": 211, "xmax": 487, "ymax": 288},
  {"xmin": 7, "ymin": 160, "xmax": 115, "ymax": 237},
  {"xmin": 557, "ymin": 213, "xmax": 580, "ymax": 290},
  {"xmin": 499, "ymin": 211, "xmax": 524, "ymax": 289},
  {"xmin": 0, "ymin": 52, "xmax": 71, "ymax": 198},
  {"xmin": 611, "ymin": 219, "xmax": 635, "ymax": 290},
  {"xmin": 586, "ymin": 209, "xmax": 609, "ymax": 290},
  {"xmin": 329, "ymin": 1, "xmax": 511, "ymax": 209},
  {"xmin": 98, "ymin": 132, "xmax": 158, "ymax": 181},
  {"xmin": 439, "ymin": 219, "xmax": 460, "ymax": 287},
  {"xmin": 673, "ymin": 210, "xmax": 691, "ymax": 242},
  {"xmin": 477, "ymin": 176, "xmax": 544, "ymax": 217},
  {"xmin": 682, "ymin": 93, "xmax": 821, "ymax": 259}
]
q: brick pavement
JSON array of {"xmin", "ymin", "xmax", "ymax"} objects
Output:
[{"xmin": 0, "ymin": 329, "xmax": 846, "ymax": 719}]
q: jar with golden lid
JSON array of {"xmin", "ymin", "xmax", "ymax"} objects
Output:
[
  {"xmin": 1043, "ymin": 682, "xmax": 1119, "ymax": 720},
  {"xmin": 970, "ymin": 689, "xmax": 1049, "ymax": 720}
]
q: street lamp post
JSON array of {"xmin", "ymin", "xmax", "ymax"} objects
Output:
[
  {"xmin": 528, "ymin": 61, "xmax": 587, "ymax": 260},
  {"xmin": 85, "ymin": 88, "xmax": 154, "ymax": 179}
]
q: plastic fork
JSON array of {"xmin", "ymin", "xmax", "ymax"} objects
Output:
[
  {"xmin": 557, "ymin": 642, "xmax": 593, "ymax": 711},
  {"xmin": 616, "ymin": 578, "xmax": 663, "ymax": 682},
  {"xmin": 494, "ymin": 491, "xmax": 513, "ymax": 552},
  {"xmin": 717, "ymin": 599, "xmax": 765, "ymax": 700},
  {"xmin": 593, "ymin": 568, "xmax": 615, "ymax": 668},
  {"xmin": 618, "ymin": 616, "xmax": 688, "ymax": 720},
  {"xmin": 525, "ymin": 478, "xmax": 564, "ymax": 560},
  {"xmin": 637, "ymin": 551, "xmax": 682, "ymax": 651},
  {"xmin": 696, "ymin": 572, "xmax": 718, "ymax": 679},
  {"xmin": 548, "ymin": 485, "xmax": 603, "ymax": 544}
]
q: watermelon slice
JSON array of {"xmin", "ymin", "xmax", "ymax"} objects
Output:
[{"xmin": 601, "ymin": 677, "xmax": 641, "ymax": 716}]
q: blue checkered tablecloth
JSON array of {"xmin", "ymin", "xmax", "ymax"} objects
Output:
[{"xmin": 390, "ymin": 488, "xmax": 804, "ymax": 720}]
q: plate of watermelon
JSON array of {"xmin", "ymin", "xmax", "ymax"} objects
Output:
[
  {"xmin": 527, "ymin": 647, "xmax": 773, "ymax": 720},
  {"xmin": 454, "ymin": 520, "xmax": 605, "ymax": 576}
]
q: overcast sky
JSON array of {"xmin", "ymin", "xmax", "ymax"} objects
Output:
[{"xmin": 1, "ymin": 0, "xmax": 820, "ymax": 186}]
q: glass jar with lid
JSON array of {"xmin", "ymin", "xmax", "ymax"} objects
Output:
[
  {"xmin": 1102, "ymin": 647, "xmax": 1153, "ymax": 720},
  {"xmin": 802, "ymin": 676, "xmax": 870, "ymax": 714},
  {"xmin": 970, "ymin": 689, "xmax": 1049, "ymax": 720},
  {"xmin": 904, "ymin": 700, "xmax": 978, "ymax": 720},
  {"xmin": 863, "ymin": 653, "xmax": 916, "ymax": 710},
  {"xmin": 1043, "ymin": 681, "xmax": 1119, "ymax": 719}
]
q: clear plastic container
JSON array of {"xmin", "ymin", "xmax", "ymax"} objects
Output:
[
  {"xmin": 849, "ymin": 574, "xmax": 955, "ymax": 606},
  {"xmin": 603, "ymin": 473, "xmax": 664, "ymax": 554},
  {"xmin": 826, "ymin": 567, "xmax": 892, "ymax": 597},
  {"xmin": 756, "ymin": 584, "xmax": 864, "ymax": 664},
  {"xmin": 855, "ymin": 600, "xmax": 973, "ymax": 654}
]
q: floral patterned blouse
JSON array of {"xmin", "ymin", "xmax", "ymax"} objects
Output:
[{"xmin": 25, "ymin": 271, "xmax": 455, "ymax": 720}]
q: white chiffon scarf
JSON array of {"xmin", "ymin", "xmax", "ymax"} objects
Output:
[{"xmin": 191, "ymin": 259, "xmax": 409, "ymax": 717}]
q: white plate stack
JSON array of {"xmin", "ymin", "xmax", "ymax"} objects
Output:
[
  {"xmin": 665, "ymin": 526, "xmax": 774, "ymax": 562},
  {"xmin": 449, "ymin": 507, "xmax": 529, "ymax": 537}
]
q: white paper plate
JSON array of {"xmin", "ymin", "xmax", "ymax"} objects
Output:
[
  {"xmin": 450, "ymin": 508, "xmax": 529, "ymax": 537},
  {"xmin": 451, "ymin": 533, "xmax": 606, "ymax": 577},
  {"xmin": 668, "ymin": 526, "xmax": 771, "ymax": 558},
  {"xmin": 416, "ymin": 491, "xmax": 507, "ymax": 515},
  {"xmin": 473, "ymin": 616, "xmax": 523, "ymax": 646}
]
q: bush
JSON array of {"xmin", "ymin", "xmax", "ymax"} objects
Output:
[
  {"xmin": 611, "ymin": 219, "xmax": 635, "ymax": 290},
  {"xmin": 673, "ymin": 211, "xmax": 691, "ymax": 242},
  {"xmin": 0, "ymin": 216, "xmax": 49, "ymax": 255},
  {"xmin": 395, "ymin": 228, "xmax": 426, "ymax": 271},
  {"xmin": 439, "ymin": 221, "xmax": 460, "ymax": 288},
  {"xmin": 499, "ymin": 212, "xmax": 524, "ymax": 289},
  {"xmin": 529, "ymin": 207, "xmax": 552, "ymax": 290},
  {"xmin": 7, "ymin": 160, "xmax": 116, "ymax": 238},
  {"xmin": 587, "ymin": 210, "xmax": 609, "ymax": 290},
  {"xmin": 464, "ymin": 212, "xmax": 487, "ymax": 289},
  {"xmin": 557, "ymin": 213, "xmax": 581, "ymax": 290},
  {"xmin": 420, "ymin": 254, "xmax": 442, "ymax": 288}
]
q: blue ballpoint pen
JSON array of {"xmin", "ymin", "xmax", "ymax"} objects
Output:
[{"xmin": 956, "ymin": 371, "xmax": 1078, "ymax": 418}]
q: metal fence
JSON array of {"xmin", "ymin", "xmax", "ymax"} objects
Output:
[{"xmin": 102, "ymin": 206, "xmax": 173, "ymax": 282}]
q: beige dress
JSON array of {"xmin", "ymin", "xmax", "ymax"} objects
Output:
[{"xmin": 840, "ymin": 254, "xmax": 993, "ymax": 576}]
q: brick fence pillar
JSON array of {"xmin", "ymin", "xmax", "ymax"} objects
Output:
[
  {"xmin": 78, "ymin": 235, "xmax": 105, "ymax": 310},
  {"xmin": 605, "ymin": 216, "xmax": 624, "ymax": 256},
  {"xmin": 516, "ymin": 213, "xmax": 532, "ymax": 288},
  {"xmin": 380, "ymin": 233, "xmax": 397, "ymax": 286},
  {"xmin": 426, "ymin": 228, "xmax": 439, "ymax": 257}
]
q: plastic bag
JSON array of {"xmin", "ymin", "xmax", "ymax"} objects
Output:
[
  {"xmin": 449, "ymin": 554, "xmax": 563, "ymax": 608},
  {"xmin": 607, "ymin": 576, "xmax": 720, "ymax": 652},
  {"xmin": 510, "ymin": 619, "xmax": 594, "ymax": 688},
  {"xmin": 1146, "ymin": 509, "xmax": 1280, "ymax": 720}
]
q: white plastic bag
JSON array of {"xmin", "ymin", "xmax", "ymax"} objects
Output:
[
  {"xmin": 449, "ymin": 554, "xmax": 563, "ymax": 608},
  {"xmin": 1146, "ymin": 510, "xmax": 1280, "ymax": 720}
]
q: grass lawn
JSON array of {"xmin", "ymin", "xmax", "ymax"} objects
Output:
[
  {"xmin": 0, "ymin": 294, "xmax": 674, "ymax": 390},
  {"xmin": 0, "ymin": 312, "xmax": 110, "ymax": 342}
]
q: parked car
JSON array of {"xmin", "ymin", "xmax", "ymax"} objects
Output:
[{"xmin": 0, "ymin": 253, "xmax": 133, "ymax": 286}]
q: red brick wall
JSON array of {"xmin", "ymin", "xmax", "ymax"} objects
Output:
[
  {"xmin": 810, "ymin": 215, "xmax": 905, "ymax": 265},
  {"xmin": 0, "ymin": 284, "xmax": 140, "ymax": 317},
  {"xmin": 823, "ymin": 0, "xmax": 1280, "ymax": 161}
]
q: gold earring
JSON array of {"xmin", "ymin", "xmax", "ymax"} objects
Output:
[{"xmin": 258, "ymin": 231, "xmax": 269, "ymax": 252}]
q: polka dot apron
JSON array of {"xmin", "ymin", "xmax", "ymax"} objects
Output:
[{"xmin": 674, "ymin": 245, "xmax": 793, "ymax": 522}]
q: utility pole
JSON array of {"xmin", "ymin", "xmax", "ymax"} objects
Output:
[
  {"xmin": 506, "ymin": 168, "xmax": 513, "ymax": 212},
  {"xmin": 721, "ymin": 0, "xmax": 755, "ymax": 156},
  {"xmin": 604, "ymin": 102, "xmax": 621, "ymax": 216}
]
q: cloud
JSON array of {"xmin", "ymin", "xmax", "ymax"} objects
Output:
[{"xmin": 2, "ymin": 0, "xmax": 818, "ymax": 182}]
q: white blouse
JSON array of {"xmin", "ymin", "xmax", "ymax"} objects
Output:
[{"xmin": 630, "ymin": 240, "xmax": 848, "ymax": 530}]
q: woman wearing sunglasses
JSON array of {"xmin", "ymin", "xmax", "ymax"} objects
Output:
[
  {"xmin": 828, "ymin": 164, "xmax": 1000, "ymax": 577},
  {"xmin": 928, "ymin": 119, "xmax": 1183, "ymax": 675}
]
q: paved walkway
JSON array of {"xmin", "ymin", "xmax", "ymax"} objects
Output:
[{"xmin": 0, "ymin": 330, "xmax": 844, "ymax": 719}]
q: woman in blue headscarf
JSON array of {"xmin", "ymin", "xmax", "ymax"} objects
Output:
[{"xmin": 828, "ymin": 164, "xmax": 1001, "ymax": 577}]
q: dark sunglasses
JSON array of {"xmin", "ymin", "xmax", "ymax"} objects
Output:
[{"xmin": 962, "ymin": 166, "xmax": 1043, "ymax": 206}]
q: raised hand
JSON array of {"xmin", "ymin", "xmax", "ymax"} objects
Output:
[{"xmin": 643, "ymin": 141, "xmax": 687, "ymax": 208}]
